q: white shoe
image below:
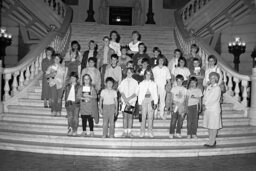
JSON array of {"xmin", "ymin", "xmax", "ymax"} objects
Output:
[
  {"xmin": 67, "ymin": 127, "xmax": 72, "ymax": 136},
  {"xmin": 121, "ymin": 132, "xmax": 127, "ymax": 138},
  {"xmin": 149, "ymin": 132, "xmax": 154, "ymax": 138},
  {"xmin": 192, "ymin": 135, "xmax": 198, "ymax": 139},
  {"xmin": 139, "ymin": 132, "xmax": 145, "ymax": 137},
  {"xmin": 176, "ymin": 133, "xmax": 182, "ymax": 138},
  {"xmin": 169, "ymin": 134, "xmax": 174, "ymax": 139},
  {"xmin": 187, "ymin": 135, "xmax": 191, "ymax": 139},
  {"xmin": 72, "ymin": 131, "xmax": 77, "ymax": 136},
  {"xmin": 90, "ymin": 131, "xmax": 94, "ymax": 137},
  {"xmin": 80, "ymin": 131, "xmax": 87, "ymax": 137},
  {"xmin": 128, "ymin": 132, "xmax": 133, "ymax": 138}
]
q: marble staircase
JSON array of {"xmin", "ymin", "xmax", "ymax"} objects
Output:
[{"xmin": 0, "ymin": 78, "xmax": 256, "ymax": 157}]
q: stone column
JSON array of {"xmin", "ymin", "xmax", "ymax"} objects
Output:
[
  {"xmin": 0, "ymin": 60, "xmax": 3, "ymax": 113},
  {"xmin": 145, "ymin": 0, "xmax": 155, "ymax": 24},
  {"xmin": 85, "ymin": 0, "xmax": 95, "ymax": 22},
  {"xmin": 248, "ymin": 68, "xmax": 256, "ymax": 126}
]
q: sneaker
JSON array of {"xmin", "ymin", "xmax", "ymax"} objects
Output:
[
  {"xmin": 80, "ymin": 131, "xmax": 87, "ymax": 137},
  {"xmin": 139, "ymin": 132, "xmax": 145, "ymax": 138},
  {"xmin": 56, "ymin": 112, "xmax": 61, "ymax": 117},
  {"xmin": 121, "ymin": 132, "xmax": 127, "ymax": 138},
  {"xmin": 160, "ymin": 115, "xmax": 166, "ymax": 120},
  {"xmin": 72, "ymin": 131, "xmax": 77, "ymax": 136},
  {"xmin": 176, "ymin": 133, "xmax": 182, "ymax": 138},
  {"xmin": 149, "ymin": 132, "xmax": 154, "ymax": 138},
  {"xmin": 109, "ymin": 135, "xmax": 114, "ymax": 138},
  {"xmin": 52, "ymin": 111, "xmax": 57, "ymax": 117},
  {"xmin": 67, "ymin": 127, "xmax": 72, "ymax": 136},
  {"xmin": 169, "ymin": 134, "xmax": 174, "ymax": 139},
  {"xmin": 102, "ymin": 135, "xmax": 107, "ymax": 138},
  {"xmin": 90, "ymin": 131, "xmax": 94, "ymax": 137},
  {"xmin": 192, "ymin": 135, "xmax": 198, "ymax": 139},
  {"xmin": 187, "ymin": 135, "xmax": 191, "ymax": 139},
  {"xmin": 128, "ymin": 132, "xmax": 133, "ymax": 138}
]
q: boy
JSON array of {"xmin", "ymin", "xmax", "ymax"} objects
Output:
[
  {"xmin": 169, "ymin": 74, "xmax": 188, "ymax": 138},
  {"xmin": 64, "ymin": 72, "xmax": 81, "ymax": 136},
  {"xmin": 104, "ymin": 54, "xmax": 122, "ymax": 89},
  {"xmin": 99, "ymin": 77, "xmax": 118, "ymax": 138}
]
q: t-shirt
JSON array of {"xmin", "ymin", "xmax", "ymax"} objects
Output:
[
  {"xmin": 152, "ymin": 66, "xmax": 171, "ymax": 86},
  {"xmin": 187, "ymin": 88, "xmax": 203, "ymax": 106},
  {"xmin": 118, "ymin": 78, "xmax": 138, "ymax": 106},
  {"xmin": 128, "ymin": 41, "xmax": 141, "ymax": 52},
  {"xmin": 100, "ymin": 89, "xmax": 117, "ymax": 105},
  {"xmin": 171, "ymin": 86, "xmax": 187, "ymax": 104},
  {"xmin": 173, "ymin": 67, "xmax": 191, "ymax": 81}
]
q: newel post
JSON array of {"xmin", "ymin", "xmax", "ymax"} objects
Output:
[
  {"xmin": 248, "ymin": 68, "xmax": 256, "ymax": 126},
  {"xmin": 0, "ymin": 60, "xmax": 4, "ymax": 113}
]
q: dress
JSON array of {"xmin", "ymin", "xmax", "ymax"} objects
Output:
[
  {"xmin": 203, "ymin": 84, "xmax": 222, "ymax": 129},
  {"xmin": 41, "ymin": 58, "xmax": 53, "ymax": 100}
]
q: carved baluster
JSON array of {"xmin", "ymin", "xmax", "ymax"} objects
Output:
[
  {"xmin": 233, "ymin": 78, "xmax": 240, "ymax": 101},
  {"xmin": 4, "ymin": 73, "xmax": 11, "ymax": 101},
  {"xmin": 241, "ymin": 80, "xmax": 248, "ymax": 107},
  {"xmin": 188, "ymin": 5, "xmax": 192, "ymax": 16},
  {"xmin": 62, "ymin": 5, "xmax": 65, "ymax": 18},
  {"xmin": 57, "ymin": 2, "xmax": 61, "ymax": 15},
  {"xmin": 222, "ymin": 70, "xmax": 227, "ymax": 91},
  {"xmin": 35, "ymin": 57, "xmax": 39, "ymax": 75},
  {"xmin": 24, "ymin": 66, "xmax": 31, "ymax": 85},
  {"xmin": 11, "ymin": 71, "xmax": 19, "ymax": 96},
  {"xmin": 194, "ymin": 0, "xmax": 197, "ymax": 13},
  {"xmin": 39, "ymin": 53, "xmax": 43, "ymax": 71},
  {"xmin": 227, "ymin": 73, "xmax": 233, "ymax": 96},
  {"xmin": 18, "ymin": 69, "xmax": 25, "ymax": 91},
  {"xmin": 52, "ymin": 0, "xmax": 56, "ymax": 11},
  {"xmin": 198, "ymin": 0, "xmax": 201, "ymax": 9},
  {"xmin": 30, "ymin": 62, "xmax": 35, "ymax": 80},
  {"xmin": 184, "ymin": 8, "xmax": 187, "ymax": 20}
]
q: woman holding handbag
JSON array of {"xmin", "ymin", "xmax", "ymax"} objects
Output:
[{"xmin": 118, "ymin": 68, "xmax": 138, "ymax": 137}]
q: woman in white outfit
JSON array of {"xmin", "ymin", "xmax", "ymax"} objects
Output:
[{"xmin": 203, "ymin": 72, "xmax": 222, "ymax": 147}]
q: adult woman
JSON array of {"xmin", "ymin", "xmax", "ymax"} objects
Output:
[
  {"xmin": 81, "ymin": 40, "xmax": 98, "ymax": 70},
  {"xmin": 203, "ymin": 55, "xmax": 223, "ymax": 87},
  {"xmin": 118, "ymin": 68, "xmax": 138, "ymax": 137},
  {"xmin": 64, "ymin": 40, "xmax": 82, "ymax": 62},
  {"xmin": 46, "ymin": 54, "xmax": 66, "ymax": 116},
  {"xmin": 41, "ymin": 47, "xmax": 54, "ymax": 108},
  {"xmin": 203, "ymin": 72, "xmax": 222, "ymax": 147},
  {"xmin": 109, "ymin": 30, "xmax": 121, "ymax": 56},
  {"xmin": 128, "ymin": 31, "xmax": 142, "ymax": 55}
]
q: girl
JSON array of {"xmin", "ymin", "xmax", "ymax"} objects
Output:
[
  {"xmin": 81, "ymin": 40, "xmax": 98, "ymax": 70},
  {"xmin": 168, "ymin": 49, "xmax": 183, "ymax": 77},
  {"xmin": 136, "ymin": 69, "xmax": 158, "ymax": 138},
  {"xmin": 109, "ymin": 30, "xmax": 121, "ymax": 56},
  {"xmin": 119, "ymin": 46, "xmax": 132, "ymax": 78},
  {"xmin": 173, "ymin": 57, "xmax": 191, "ymax": 86},
  {"xmin": 133, "ymin": 42, "xmax": 150, "ymax": 72},
  {"xmin": 128, "ymin": 31, "xmax": 142, "ymax": 55},
  {"xmin": 187, "ymin": 44, "xmax": 201, "ymax": 72},
  {"xmin": 118, "ymin": 68, "xmax": 138, "ymax": 137},
  {"xmin": 81, "ymin": 57, "xmax": 101, "ymax": 93},
  {"xmin": 64, "ymin": 40, "xmax": 82, "ymax": 62},
  {"xmin": 151, "ymin": 47, "xmax": 168, "ymax": 67},
  {"xmin": 190, "ymin": 58, "xmax": 205, "ymax": 91},
  {"xmin": 186, "ymin": 77, "xmax": 202, "ymax": 139},
  {"xmin": 79, "ymin": 74, "xmax": 98, "ymax": 137},
  {"xmin": 41, "ymin": 46, "xmax": 54, "ymax": 108},
  {"xmin": 46, "ymin": 54, "xmax": 66, "ymax": 116},
  {"xmin": 203, "ymin": 72, "xmax": 222, "ymax": 147}
]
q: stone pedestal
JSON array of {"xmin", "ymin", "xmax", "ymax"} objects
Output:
[{"xmin": 248, "ymin": 68, "xmax": 256, "ymax": 126}]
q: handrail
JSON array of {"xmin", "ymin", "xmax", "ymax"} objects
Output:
[
  {"xmin": 174, "ymin": 10, "xmax": 251, "ymax": 109},
  {"xmin": 2, "ymin": 3, "xmax": 73, "ymax": 102}
]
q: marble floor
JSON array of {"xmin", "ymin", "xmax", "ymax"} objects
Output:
[{"xmin": 0, "ymin": 150, "xmax": 256, "ymax": 171}]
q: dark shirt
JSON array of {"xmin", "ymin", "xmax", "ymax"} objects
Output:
[
  {"xmin": 133, "ymin": 53, "xmax": 150, "ymax": 71},
  {"xmin": 81, "ymin": 50, "xmax": 98, "ymax": 70}
]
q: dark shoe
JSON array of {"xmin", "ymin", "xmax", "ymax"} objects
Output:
[
  {"xmin": 204, "ymin": 144, "xmax": 210, "ymax": 147},
  {"xmin": 208, "ymin": 141, "xmax": 216, "ymax": 148},
  {"xmin": 44, "ymin": 104, "xmax": 48, "ymax": 108}
]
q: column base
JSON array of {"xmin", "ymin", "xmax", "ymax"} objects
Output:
[{"xmin": 248, "ymin": 107, "xmax": 256, "ymax": 126}]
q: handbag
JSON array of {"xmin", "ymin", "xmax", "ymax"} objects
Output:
[{"xmin": 124, "ymin": 105, "xmax": 135, "ymax": 114}]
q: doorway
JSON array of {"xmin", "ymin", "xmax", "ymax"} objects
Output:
[{"xmin": 109, "ymin": 6, "xmax": 132, "ymax": 25}]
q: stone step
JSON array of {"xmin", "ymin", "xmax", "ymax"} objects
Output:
[
  {"xmin": 0, "ymin": 137, "xmax": 256, "ymax": 157},
  {"xmin": 0, "ymin": 120, "xmax": 252, "ymax": 137},
  {"xmin": 0, "ymin": 131, "xmax": 256, "ymax": 147},
  {"xmin": 1, "ymin": 113, "xmax": 248, "ymax": 128}
]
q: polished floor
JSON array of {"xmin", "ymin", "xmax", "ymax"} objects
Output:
[{"xmin": 0, "ymin": 150, "xmax": 256, "ymax": 171}]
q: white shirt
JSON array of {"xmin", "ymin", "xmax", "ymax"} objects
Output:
[
  {"xmin": 187, "ymin": 88, "xmax": 203, "ymax": 106},
  {"xmin": 128, "ymin": 41, "xmax": 141, "ymax": 52},
  {"xmin": 136, "ymin": 80, "xmax": 158, "ymax": 105},
  {"xmin": 173, "ymin": 67, "xmax": 191, "ymax": 81},
  {"xmin": 118, "ymin": 77, "xmax": 138, "ymax": 106},
  {"xmin": 109, "ymin": 41, "xmax": 121, "ymax": 56},
  {"xmin": 171, "ymin": 85, "xmax": 187, "ymax": 104},
  {"xmin": 103, "ymin": 46, "xmax": 109, "ymax": 64},
  {"xmin": 152, "ymin": 66, "xmax": 171, "ymax": 86},
  {"xmin": 67, "ymin": 84, "xmax": 76, "ymax": 102},
  {"xmin": 168, "ymin": 57, "xmax": 179, "ymax": 75}
]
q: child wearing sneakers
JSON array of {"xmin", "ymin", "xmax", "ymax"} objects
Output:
[
  {"xmin": 169, "ymin": 74, "xmax": 188, "ymax": 139},
  {"xmin": 99, "ymin": 77, "xmax": 118, "ymax": 138},
  {"xmin": 186, "ymin": 77, "xmax": 202, "ymax": 139}
]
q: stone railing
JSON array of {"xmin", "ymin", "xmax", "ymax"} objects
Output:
[
  {"xmin": 1, "ymin": 3, "xmax": 73, "ymax": 104},
  {"xmin": 42, "ymin": 0, "xmax": 66, "ymax": 19},
  {"xmin": 174, "ymin": 10, "xmax": 251, "ymax": 113}
]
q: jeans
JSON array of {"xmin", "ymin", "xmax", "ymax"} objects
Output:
[
  {"xmin": 50, "ymin": 86, "xmax": 63, "ymax": 112},
  {"xmin": 66, "ymin": 104, "xmax": 80, "ymax": 132},
  {"xmin": 187, "ymin": 105, "xmax": 199, "ymax": 135},
  {"xmin": 123, "ymin": 112, "xmax": 133, "ymax": 129},
  {"xmin": 81, "ymin": 115, "xmax": 94, "ymax": 131},
  {"xmin": 102, "ymin": 104, "xmax": 116, "ymax": 137},
  {"xmin": 169, "ymin": 111, "xmax": 184, "ymax": 134},
  {"xmin": 141, "ymin": 97, "xmax": 154, "ymax": 133},
  {"xmin": 157, "ymin": 85, "xmax": 166, "ymax": 117}
]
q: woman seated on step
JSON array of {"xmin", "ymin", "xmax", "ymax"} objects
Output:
[
  {"xmin": 127, "ymin": 30, "xmax": 142, "ymax": 56},
  {"xmin": 109, "ymin": 30, "xmax": 121, "ymax": 57}
]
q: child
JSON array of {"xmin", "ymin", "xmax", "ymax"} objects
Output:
[
  {"xmin": 128, "ymin": 31, "xmax": 142, "ymax": 55},
  {"xmin": 134, "ymin": 57, "xmax": 150, "ymax": 83},
  {"xmin": 64, "ymin": 40, "xmax": 82, "ymax": 62},
  {"xmin": 186, "ymin": 77, "xmax": 202, "ymax": 139},
  {"xmin": 119, "ymin": 46, "xmax": 132, "ymax": 78},
  {"xmin": 81, "ymin": 40, "xmax": 98, "ymax": 70},
  {"xmin": 118, "ymin": 68, "xmax": 138, "ymax": 137},
  {"xmin": 173, "ymin": 57, "xmax": 191, "ymax": 86},
  {"xmin": 136, "ymin": 69, "xmax": 158, "ymax": 138},
  {"xmin": 41, "ymin": 47, "xmax": 54, "ymax": 108},
  {"xmin": 169, "ymin": 74, "xmax": 188, "ymax": 138},
  {"xmin": 190, "ymin": 58, "xmax": 205, "ymax": 91},
  {"xmin": 81, "ymin": 57, "xmax": 101, "ymax": 93},
  {"xmin": 168, "ymin": 49, "xmax": 183, "ymax": 77},
  {"xmin": 133, "ymin": 43, "xmax": 150, "ymax": 71},
  {"xmin": 109, "ymin": 30, "xmax": 121, "ymax": 56},
  {"xmin": 104, "ymin": 54, "xmax": 122, "ymax": 89},
  {"xmin": 99, "ymin": 77, "xmax": 118, "ymax": 138},
  {"xmin": 152, "ymin": 55, "xmax": 171, "ymax": 120},
  {"xmin": 64, "ymin": 72, "xmax": 80, "ymax": 136},
  {"xmin": 79, "ymin": 74, "xmax": 98, "ymax": 137}
]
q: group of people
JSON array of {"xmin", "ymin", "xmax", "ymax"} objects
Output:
[{"xmin": 41, "ymin": 30, "xmax": 224, "ymax": 147}]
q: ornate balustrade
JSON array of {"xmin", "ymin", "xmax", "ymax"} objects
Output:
[
  {"xmin": 2, "ymin": 3, "xmax": 72, "ymax": 105},
  {"xmin": 174, "ymin": 10, "xmax": 251, "ymax": 114},
  {"xmin": 42, "ymin": 0, "xmax": 66, "ymax": 19}
]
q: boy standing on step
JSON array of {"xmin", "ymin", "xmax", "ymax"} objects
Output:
[
  {"xmin": 99, "ymin": 77, "xmax": 118, "ymax": 138},
  {"xmin": 64, "ymin": 72, "xmax": 80, "ymax": 136}
]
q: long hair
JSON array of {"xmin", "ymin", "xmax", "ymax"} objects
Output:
[
  {"xmin": 82, "ymin": 74, "xmax": 92, "ymax": 86},
  {"xmin": 143, "ymin": 68, "xmax": 154, "ymax": 81},
  {"xmin": 110, "ymin": 30, "xmax": 121, "ymax": 43},
  {"xmin": 178, "ymin": 56, "xmax": 187, "ymax": 67}
]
